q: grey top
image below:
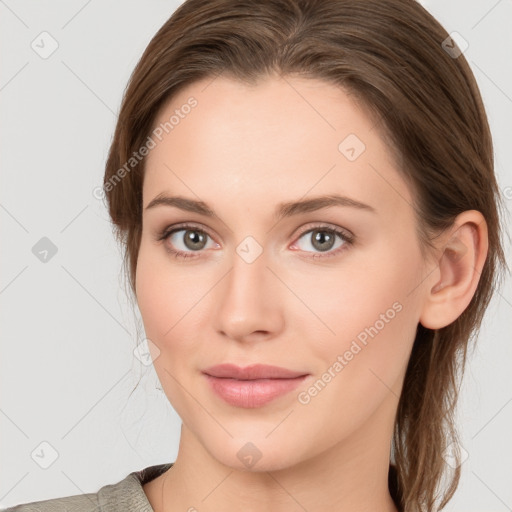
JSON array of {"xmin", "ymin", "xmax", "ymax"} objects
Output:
[{"xmin": 3, "ymin": 463, "xmax": 174, "ymax": 512}]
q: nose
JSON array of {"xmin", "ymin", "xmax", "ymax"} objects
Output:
[{"xmin": 213, "ymin": 247, "xmax": 285, "ymax": 343}]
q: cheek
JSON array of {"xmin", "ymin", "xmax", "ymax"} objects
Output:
[
  {"xmin": 299, "ymin": 235, "xmax": 422, "ymax": 380},
  {"xmin": 134, "ymin": 241, "xmax": 219, "ymax": 402},
  {"xmin": 136, "ymin": 241, "xmax": 199, "ymax": 339},
  {"xmin": 288, "ymin": 249, "xmax": 420, "ymax": 445},
  {"xmin": 136, "ymin": 242, "xmax": 187, "ymax": 351},
  {"xmin": 135, "ymin": 245, "xmax": 201, "ymax": 407}
]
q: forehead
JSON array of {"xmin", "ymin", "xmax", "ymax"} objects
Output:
[
  {"xmin": 148, "ymin": 74, "xmax": 379, "ymax": 157},
  {"xmin": 142, "ymin": 75, "xmax": 411, "ymax": 219}
]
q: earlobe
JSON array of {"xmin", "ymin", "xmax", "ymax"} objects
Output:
[{"xmin": 419, "ymin": 211, "xmax": 489, "ymax": 330}]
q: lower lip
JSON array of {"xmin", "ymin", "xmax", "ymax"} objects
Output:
[{"xmin": 204, "ymin": 374, "xmax": 308, "ymax": 408}]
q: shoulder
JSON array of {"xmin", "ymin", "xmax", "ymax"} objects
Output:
[
  {"xmin": 2, "ymin": 490, "xmax": 101, "ymax": 512},
  {"xmin": 2, "ymin": 463, "xmax": 173, "ymax": 512}
]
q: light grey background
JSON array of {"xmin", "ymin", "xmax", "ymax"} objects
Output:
[{"xmin": 1, "ymin": 1, "xmax": 511, "ymax": 510}]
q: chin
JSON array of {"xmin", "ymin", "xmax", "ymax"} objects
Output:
[{"xmin": 204, "ymin": 435, "xmax": 309, "ymax": 474}]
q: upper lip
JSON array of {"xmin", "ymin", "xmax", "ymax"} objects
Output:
[{"xmin": 202, "ymin": 363, "xmax": 308, "ymax": 380}]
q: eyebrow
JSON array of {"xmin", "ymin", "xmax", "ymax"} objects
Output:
[{"xmin": 144, "ymin": 193, "xmax": 376, "ymax": 220}]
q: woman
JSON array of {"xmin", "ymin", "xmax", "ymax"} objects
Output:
[{"xmin": 7, "ymin": 0, "xmax": 507, "ymax": 511}]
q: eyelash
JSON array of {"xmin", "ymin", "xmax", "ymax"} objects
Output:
[{"xmin": 156, "ymin": 222, "xmax": 354, "ymax": 260}]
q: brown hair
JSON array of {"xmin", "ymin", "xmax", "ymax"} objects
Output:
[{"xmin": 103, "ymin": 1, "xmax": 508, "ymax": 510}]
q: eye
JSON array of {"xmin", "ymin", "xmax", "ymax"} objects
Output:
[
  {"xmin": 157, "ymin": 223, "xmax": 218, "ymax": 259},
  {"xmin": 156, "ymin": 222, "xmax": 354, "ymax": 260},
  {"xmin": 291, "ymin": 224, "xmax": 354, "ymax": 259}
]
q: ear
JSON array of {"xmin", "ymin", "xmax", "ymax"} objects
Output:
[{"xmin": 419, "ymin": 210, "xmax": 489, "ymax": 330}]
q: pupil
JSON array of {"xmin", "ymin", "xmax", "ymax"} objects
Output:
[
  {"xmin": 185, "ymin": 230, "xmax": 205, "ymax": 250},
  {"xmin": 313, "ymin": 230, "xmax": 334, "ymax": 251}
]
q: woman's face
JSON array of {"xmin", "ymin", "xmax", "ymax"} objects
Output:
[{"xmin": 136, "ymin": 75, "xmax": 429, "ymax": 471}]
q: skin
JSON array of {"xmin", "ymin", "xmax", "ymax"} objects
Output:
[{"xmin": 135, "ymin": 74, "xmax": 488, "ymax": 512}]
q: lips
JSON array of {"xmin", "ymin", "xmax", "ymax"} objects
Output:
[
  {"xmin": 202, "ymin": 363, "xmax": 310, "ymax": 408},
  {"xmin": 202, "ymin": 363, "xmax": 308, "ymax": 380}
]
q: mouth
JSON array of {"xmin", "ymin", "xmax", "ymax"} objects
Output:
[
  {"xmin": 202, "ymin": 363, "xmax": 309, "ymax": 380},
  {"xmin": 202, "ymin": 363, "xmax": 310, "ymax": 408}
]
